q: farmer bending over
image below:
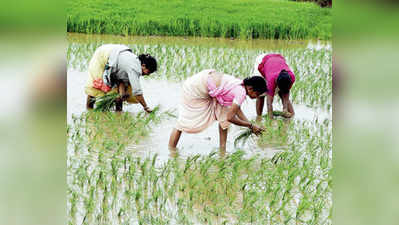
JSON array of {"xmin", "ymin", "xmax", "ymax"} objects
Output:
[
  {"xmin": 85, "ymin": 44, "xmax": 157, "ymax": 112},
  {"xmin": 169, "ymin": 69, "xmax": 267, "ymax": 151},
  {"xmin": 255, "ymin": 53, "xmax": 295, "ymax": 119}
]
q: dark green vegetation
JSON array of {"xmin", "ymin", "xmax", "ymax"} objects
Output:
[
  {"xmin": 291, "ymin": 0, "xmax": 332, "ymax": 8},
  {"xmin": 67, "ymin": 0, "xmax": 331, "ymax": 40},
  {"xmin": 93, "ymin": 93, "xmax": 120, "ymax": 112},
  {"xmin": 234, "ymin": 112, "xmax": 290, "ymax": 147}
]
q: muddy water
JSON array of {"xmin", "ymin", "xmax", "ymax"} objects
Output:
[
  {"xmin": 67, "ymin": 33, "xmax": 331, "ymax": 161},
  {"xmin": 68, "ymin": 71, "xmax": 329, "ymax": 161}
]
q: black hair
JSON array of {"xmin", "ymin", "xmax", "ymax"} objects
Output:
[
  {"xmin": 276, "ymin": 70, "xmax": 292, "ymax": 94},
  {"xmin": 138, "ymin": 54, "xmax": 157, "ymax": 73},
  {"xmin": 243, "ymin": 76, "xmax": 267, "ymax": 94}
]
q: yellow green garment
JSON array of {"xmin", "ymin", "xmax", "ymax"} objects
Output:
[{"xmin": 85, "ymin": 44, "xmax": 138, "ymax": 104}]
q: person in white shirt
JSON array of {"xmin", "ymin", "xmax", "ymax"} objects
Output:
[{"xmin": 85, "ymin": 44, "xmax": 157, "ymax": 112}]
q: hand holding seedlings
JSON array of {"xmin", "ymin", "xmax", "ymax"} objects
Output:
[
  {"xmin": 256, "ymin": 54, "xmax": 295, "ymax": 118},
  {"xmin": 271, "ymin": 110, "xmax": 293, "ymax": 118},
  {"xmin": 121, "ymin": 93, "xmax": 130, "ymax": 101},
  {"xmin": 84, "ymin": 44, "xmax": 158, "ymax": 112},
  {"xmin": 93, "ymin": 93, "xmax": 120, "ymax": 112},
  {"xmin": 144, "ymin": 106, "xmax": 153, "ymax": 113},
  {"xmin": 250, "ymin": 123, "xmax": 264, "ymax": 135},
  {"xmin": 281, "ymin": 111, "xmax": 293, "ymax": 118},
  {"xmin": 168, "ymin": 71, "xmax": 267, "ymax": 150}
]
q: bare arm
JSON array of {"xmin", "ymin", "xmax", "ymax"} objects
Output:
[
  {"xmin": 267, "ymin": 95, "xmax": 274, "ymax": 119},
  {"xmin": 227, "ymin": 104, "xmax": 251, "ymax": 127},
  {"xmin": 236, "ymin": 107, "xmax": 249, "ymax": 123},
  {"xmin": 227, "ymin": 104, "xmax": 264, "ymax": 134},
  {"xmin": 125, "ymin": 68, "xmax": 150, "ymax": 111},
  {"xmin": 118, "ymin": 82, "xmax": 128, "ymax": 99},
  {"xmin": 134, "ymin": 94, "xmax": 151, "ymax": 112},
  {"xmin": 281, "ymin": 92, "xmax": 294, "ymax": 118},
  {"xmin": 256, "ymin": 96, "xmax": 265, "ymax": 116}
]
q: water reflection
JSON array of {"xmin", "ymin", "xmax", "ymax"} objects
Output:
[{"xmin": 67, "ymin": 33, "xmax": 332, "ymax": 160}]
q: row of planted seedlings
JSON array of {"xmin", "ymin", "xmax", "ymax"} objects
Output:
[
  {"xmin": 67, "ymin": 107, "xmax": 170, "ymax": 225},
  {"xmin": 68, "ymin": 40, "xmax": 332, "ymax": 110},
  {"xmin": 67, "ymin": 16, "xmax": 325, "ymax": 40},
  {"xmin": 68, "ymin": 107, "xmax": 332, "ymax": 224},
  {"xmin": 66, "ymin": 0, "xmax": 331, "ymax": 40}
]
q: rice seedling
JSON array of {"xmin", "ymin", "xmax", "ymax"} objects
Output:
[
  {"xmin": 273, "ymin": 110, "xmax": 285, "ymax": 117},
  {"xmin": 234, "ymin": 128, "xmax": 253, "ymax": 147},
  {"xmin": 68, "ymin": 34, "xmax": 332, "ymax": 110},
  {"xmin": 67, "ymin": 0, "xmax": 331, "ymax": 40},
  {"xmin": 93, "ymin": 92, "xmax": 119, "ymax": 112},
  {"xmin": 67, "ymin": 34, "xmax": 331, "ymax": 224},
  {"xmin": 234, "ymin": 115, "xmax": 292, "ymax": 149}
]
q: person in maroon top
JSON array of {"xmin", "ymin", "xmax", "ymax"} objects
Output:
[{"xmin": 256, "ymin": 54, "xmax": 295, "ymax": 119}]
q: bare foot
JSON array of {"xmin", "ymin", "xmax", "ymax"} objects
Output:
[
  {"xmin": 168, "ymin": 146, "xmax": 179, "ymax": 158},
  {"xmin": 219, "ymin": 146, "xmax": 226, "ymax": 157}
]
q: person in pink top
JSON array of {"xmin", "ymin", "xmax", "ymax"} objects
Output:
[
  {"xmin": 256, "ymin": 54, "xmax": 296, "ymax": 119},
  {"xmin": 168, "ymin": 69, "xmax": 267, "ymax": 151}
]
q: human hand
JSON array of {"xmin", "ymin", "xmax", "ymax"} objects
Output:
[
  {"xmin": 115, "ymin": 96, "xmax": 123, "ymax": 103},
  {"xmin": 282, "ymin": 111, "xmax": 293, "ymax": 118},
  {"xmin": 144, "ymin": 106, "xmax": 153, "ymax": 113},
  {"xmin": 121, "ymin": 93, "xmax": 130, "ymax": 101},
  {"xmin": 251, "ymin": 124, "xmax": 265, "ymax": 135}
]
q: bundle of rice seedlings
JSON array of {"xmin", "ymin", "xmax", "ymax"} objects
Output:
[
  {"xmin": 143, "ymin": 105, "xmax": 161, "ymax": 123},
  {"xmin": 164, "ymin": 110, "xmax": 177, "ymax": 118},
  {"xmin": 234, "ymin": 128, "xmax": 254, "ymax": 147},
  {"xmin": 272, "ymin": 111, "xmax": 285, "ymax": 117},
  {"xmin": 261, "ymin": 111, "xmax": 286, "ymax": 119},
  {"xmin": 94, "ymin": 93, "xmax": 120, "ymax": 112}
]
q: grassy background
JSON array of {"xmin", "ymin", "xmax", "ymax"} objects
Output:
[{"xmin": 67, "ymin": 0, "xmax": 332, "ymax": 40}]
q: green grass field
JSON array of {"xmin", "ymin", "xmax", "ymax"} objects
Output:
[{"xmin": 67, "ymin": 0, "xmax": 331, "ymax": 40}]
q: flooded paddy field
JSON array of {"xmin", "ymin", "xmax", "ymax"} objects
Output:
[{"xmin": 67, "ymin": 33, "xmax": 332, "ymax": 225}]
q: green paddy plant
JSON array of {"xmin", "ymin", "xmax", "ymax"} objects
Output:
[
  {"xmin": 68, "ymin": 37, "xmax": 331, "ymax": 225},
  {"xmin": 68, "ymin": 139, "xmax": 331, "ymax": 224},
  {"xmin": 93, "ymin": 92, "xmax": 119, "ymax": 112},
  {"xmin": 272, "ymin": 110, "xmax": 286, "ymax": 117},
  {"xmin": 234, "ymin": 114, "xmax": 292, "ymax": 148},
  {"xmin": 234, "ymin": 128, "xmax": 253, "ymax": 148},
  {"xmin": 67, "ymin": 0, "xmax": 331, "ymax": 40},
  {"xmin": 68, "ymin": 38, "xmax": 332, "ymax": 110}
]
